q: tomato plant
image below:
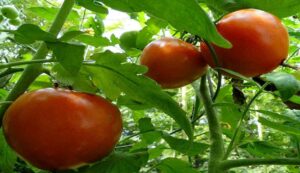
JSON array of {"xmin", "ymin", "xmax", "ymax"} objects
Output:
[
  {"xmin": 1, "ymin": 0, "xmax": 300, "ymax": 173},
  {"xmin": 201, "ymin": 9, "xmax": 289, "ymax": 77},
  {"xmin": 3, "ymin": 88, "xmax": 122, "ymax": 170},
  {"xmin": 140, "ymin": 37, "xmax": 207, "ymax": 88}
]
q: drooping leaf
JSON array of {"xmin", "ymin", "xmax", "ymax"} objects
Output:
[
  {"xmin": 157, "ymin": 158, "xmax": 199, "ymax": 173},
  {"xmin": 264, "ymin": 72, "xmax": 300, "ymax": 100},
  {"xmin": 138, "ymin": 118, "xmax": 162, "ymax": 144},
  {"xmin": 259, "ymin": 117, "xmax": 300, "ymax": 136},
  {"xmin": 162, "ymin": 133, "xmax": 209, "ymax": 156},
  {"xmin": 14, "ymin": 24, "xmax": 57, "ymax": 44},
  {"xmin": 59, "ymin": 30, "xmax": 85, "ymax": 41},
  {"xmin": 129, "ymin": 0, "xmax": 231, "ymax": 48},
  {"xmin": 48, "ymin": 42, "xmax": 85, "ymax": 74},
  {"xmin": 82, "ymin": 152, "xmax": 148, "ymax": 173},
  {"xmin": 204, "ymin": 0, "xmax": 300, "ymax": 18},
  {"xmin": 76, "ymin": 0, "xmax": 108, "ymax": 14},
  {"xmin": 85, "ymin": 51, "xmax": 193, "ymax": 139},
  {"xmin": 240, "ymin": 141, "xmax": 286, "ymax": 158}
]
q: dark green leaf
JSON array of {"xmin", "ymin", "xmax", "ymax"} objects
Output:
[
  {"xmin": 100, "ymin": 0, "xmax": 140, "ymax": 12},
  {"xmin": 259, "ymin": 117, "xmax": 300, "ymax": 136},
  {"xmin": 59, "ymin": 30, "xmax": 85, "ymax": 42},
  {"xmin": 76, "ymin": 35, "xmax": 111, "ymax": 47},
  {"xmin": 14, "ymin": 24, "xmax": 57, "ymax": 44},
  {"xmin": 254, "ymin": 110, "xmax": 300, "ymax": 126},
  {"xmin": 240, "ymin": 141, "xmax": 286, "ymax": 158},
  {"xmin": 129, "ymin": 0, "xmax": 231, "ymax": 48},
  {"xmin": 162, "ymin": 134, "xmax": 209, "ymax": 156},
  {"xmin": 138, "ymin": 118, "xmax": 162, "ymax": 144},
  {"xmin": 157, "ymin": 158, "xmax": 198, "ymax": 173},
  {"xmin": 117, "ymin": 96, "xmax": 152, "ymax": 110},
  {"xmin": 0, "ymin": 130, "xmax": 17, "ymax": 173},
  {"xmin": 265, "ymin": 72, "xmax": 300, "ymax": 100},
  {"xmin": 207, "ymin": 0, "xmax": 300, "ymax": 18},
  {"xmin": 82, "ymin": 152, "xmax": 148, "ymax": 173},
  {"xmin": 85, "ymin": 51, "xmax": 193, "ymax": 139},
  {"xmin": 48, "ymin": 42, "xmax": 85, "ymax": 74},
  {"xmin": 76, "ymin": 0, "xmax": 108, "ymax": 14}
]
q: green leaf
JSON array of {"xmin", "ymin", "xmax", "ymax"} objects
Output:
[
  {"xmin": 129, "ymin": 0, "xmax": 231, "ymax": 48},
  {"xmin": 100, "ymin": 0, "xmax": 140, "ymax": 12},
  {"xmin": 59, "ymin": 30, "xmax": 85, "ymax": 42},
  {"xmin": 0, "ymin": 130, "xmax": 17, "ymax": 173},
  {"xmin": 259, "ymin": 117, "xmax": 300, "ymax": 136},
  {"xmin": 76, "ymin": 0, "xmax": 108, "ymax": 14},
  {"xmin": 85, "ymin": 51, "xmax": 193, "ymax": 139},
  {"xmin": 48, "ymin": 42, "xmax": 85, "ymax": 74},
  {"xmin": 254, "ymin": 110, "xmax": 300, "ymax": 126},
  {"xmin": 52, "ymin": 64, "xmax": 97, "ymax": 93},
  {"xmin": 209, "ymin": 0, "xmax": 300, "ymax": 18},
  {"xmin": 117, "ymin": 96, "xmax": 152, "ymax": 110},
  {"xmin": 14, "ymin": 24, "xmax": 57, "ymax": 44},
  {"xmin": 138, "ymin": 118, "xmax": 162, "ymax": 144},
  {"xmin": 27, "ymin": 7, "xmax": 80, "ymax": 24},
  {"xmin": 240, "ymin": 141, "xmax": 286, "ymax": 158},
  {"xmin": 265, "ymin": 72, "xmax": 300, "ymax": 100},
  {"xmin": 76, "ymin": 35, "xmax": 111, "ymax": 47},
  {"xmin": 82, "ymin": 152, "xmax": 148, "ymax": 173},
  {"xmin": 162, "ymin": 134, "xmax": 209, "ymax": 156},
  {"xmin": 157, "ymin": 158, "xmax": 198, "ymax": 173}
]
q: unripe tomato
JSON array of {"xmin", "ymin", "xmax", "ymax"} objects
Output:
[
  {"xmin": 140, "ymin": 37, "xmax": 207, "ymax": 89},
  {"xmin": 119, "ymin": 31, "xmax": 138, "ymax": 50},
  {"xmin": 201, "ymin": 9, "xmax": 289, "ymax": 77},
  {"xmin": 8, "ymin": 18, "xmax": 21, "ymax": 26},
  {"xmin": 1, "ymin": 5, "xmax": 19, "ymax": 19},
  {"xmin": 0, "ymin": 15, "xmax": 4, "ymax": 23},
  {"xmin": 3, "ymin": 88, "xmax": 122, "ymax": 170}
]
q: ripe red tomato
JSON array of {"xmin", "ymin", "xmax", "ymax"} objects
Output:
[
  {"xmin": 3, "ymin": 88, "xmax": 122, "ymax": 170},
  {"xmin": 140, "ymin": 37, "xmax": 207, "ymax": 89},
  {"xmin": 201, "ymin": 9, "xmax": 289, "ymax": 77}
]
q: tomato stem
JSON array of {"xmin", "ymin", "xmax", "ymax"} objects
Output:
[
  {"xmin": 0, "ymin": 0, "xmax": 75, "ymax": 125},
  {"xmin": 199, "ymin": 74, "xmax": 224, "ymax": 173},
  {"xmin": 0, "ymin": 59, "xmax": 54, "ymax": 69}
]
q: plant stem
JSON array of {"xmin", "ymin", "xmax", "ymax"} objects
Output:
[
  {"xmin": 203, "ymin": 40, "xmax": 222, "ymax": 101},
  {"xmin": 0, "ymin": 0, "xmax": 75, "ymax": 124},
  {"xmin": 0, "ymin": 59, "xmax": 53, "ymax": 69},
  {"xmin": 223, "ymin": 83, "xmax": 268, "ymax": 159},
  {"xmin": 200, "ymin": 74, "xmax": 224, "ymax": 173},
  {"xmin": 220, "ymin": 158, "xmax": 300, "ymax": 170}
]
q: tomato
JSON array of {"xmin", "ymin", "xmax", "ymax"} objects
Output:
[
  {"xmin": 3, "ymin": 88, "xmax": 122, "ymax": 170},
  {"xmin": 8, "ymin": 18, "xmax": 21, "ymax": 26},
  {"xmin": 140, "ymin": 37, "xmax": 207, "ymax": 89},
  {"xmin": 0, "ymin": 15, "xmax": 4, "ymax": 23},
  {"xmin": 201, "ymin": 9, "xmax": 289, "ymax": 77},
  {"xmin": 1, "ymin": 5, "xmax": 19, "ymax": 19},
  {"xmin": 120, "ymin": 31, "xmax": 139, "ymax": 50}
]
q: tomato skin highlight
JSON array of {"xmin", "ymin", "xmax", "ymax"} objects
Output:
[
  {"xmin": 3, "ymin": 88, "xmax": 122, "ymax": 170},
  {"xmin": 201, "ymin": 9, "xmax": 289, "ymax": 77},
  {"xmin": 140, "ymin": 37, "xmax": 207, "ymax": 89}
]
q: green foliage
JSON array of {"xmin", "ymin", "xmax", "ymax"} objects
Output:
[
  {"xmin": 1, "ymin": 0, "xmax": 300, "ymax": 172},
  {"xmin": 82, "ymin": 152, "xmax": 148, "ymax": 173}
]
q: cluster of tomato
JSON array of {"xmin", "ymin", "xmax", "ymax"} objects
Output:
[
  {"xmin": 141, "ymin": 9, "xmax": 289, "ymax": 88},
  {"xmin": 2, "ymin": 9, "xmax": 289, "ymax": 171},
  {"xmin": 0, "ymin": 5, "xmax": 21, "ymax": 26}
]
